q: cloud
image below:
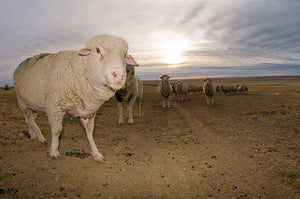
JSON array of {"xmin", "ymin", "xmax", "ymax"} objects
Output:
[{"xmin": 0, "ymin": 0, "xmax": 299, "ymax": 83}]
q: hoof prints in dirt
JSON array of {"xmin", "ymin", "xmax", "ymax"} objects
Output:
[
  {"xmin": 65, "ymin": 149, "xmax": 90, "ymax": 159},
  {"xmin": 0, "ymin": 188, "xmax": 18, "ymax": 195}
]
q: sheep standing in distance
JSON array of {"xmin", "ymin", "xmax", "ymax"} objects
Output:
[
  {"xmin": 176, "ymin": 81, "xmax": 188, "ymax": 101},
  {"xmin": 188, "ymin": 85, "xmax": 197, "ymax": 95},
  {"xmin": 203, "ymin": 78, "xmax": 216, "ymax": 106},
  {"xmin": 238, "ymin": 84, "xmax": 248, "ymax": 95},
  {"xmin": 14, "ymin": 34, "xmax": 138, "ymax": 162},
  {"xmin": 197, "ymin": 86, "xmax": 203, "ymax": 93},
  {"xmin": 170, "ymin": 81, "xmax": 178, "ymax": 99},
  {"xmin": 114, "ymin": 61, "xmax": 143, "ymax": 124},
  {"xmin": 216, "ymin": 84, "xmax": 224, "ymax": 94},
  {"xmin": 157, "ymin": 75, "xmax": 173, "ymax": 108}
]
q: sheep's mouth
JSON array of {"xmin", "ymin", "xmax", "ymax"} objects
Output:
[{"xmin": 108, "ymin": 83, "xmax": 125, "ymax": 91}]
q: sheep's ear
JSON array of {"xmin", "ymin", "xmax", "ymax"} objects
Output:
[
  {"xmin": 125, "ymin": 54, "xmax": 139, "ymax": 66},
  {"xmin": 78, "ymin": 48, "xmax": 92, "ymax": 56}
]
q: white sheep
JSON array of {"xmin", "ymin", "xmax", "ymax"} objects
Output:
[
  {"xmin": 13, "ymin": 34, "xmax": 137, "ymax": 162},
  {"xmin": 203, "ymin": 78, "xmax": 215, "ymax": 106},
  {"xmin": 176, "ymin": 81, "xmax": 188, "ymax": 101},
  {"xmin": 157, "ymin": 75, "xmax": 172, "ymax": 108},
  {"xmin": 238, "ymin": 84, "xmax": 248, "ymax": 95},
  {"xmin": 170, "ymin": 81, "xmax": 178, "ymax": 99},
  {"xmin": 114, "ymin": 62, "xmax": 143, "ymax": 124}
]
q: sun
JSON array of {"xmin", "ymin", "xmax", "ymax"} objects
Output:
[{"xmin": 161, "ymin": 42, "xmax": 186, "ymax": 64}]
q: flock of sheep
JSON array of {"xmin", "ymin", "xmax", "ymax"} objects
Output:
[
  {"xmin": 13, "ymin": 34, "xmax": 248, "ymax": 162},
  {"xmin": 157, "ymin": 75, "xmax": 248, "ymax": 108}
]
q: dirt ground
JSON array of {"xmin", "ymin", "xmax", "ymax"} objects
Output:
[{"xmin": 0, "ymin": 76, "xmax": 299, "ymax": 199}]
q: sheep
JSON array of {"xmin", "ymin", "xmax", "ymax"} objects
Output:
[
  {"xmin": 222, "ymin": 84, "xmax": 240, "ymax": 95},
  {"xmin": 216, "ymin": 83, "xmax": 224, "ymax": 94},
  {"xmin": 176, "ymin": 81, "xmax": 188, "ymax": 101},
  {"xmin": 188, "ymin": 85, "xmax": 197, "ymax": 95},
  {"xmin": 13, "ymin": 34, "xmax": 138, "ymax": 162},
  {"xmin": 157, "ymin": 75, "xmax": 172, "ymax": 108},
  {"xmin": 238, "ymin": 84, "xmax": 248, "ymax": 95},
  {"xmin": 4, "ymin": 84, "xmax": 10, "ymax": 90},
  {"xmin": 222, "ymin": 85, "xmax": 235, "ymax": 95},
  {"xmin": 170, "ymin": 81, "xmax": 178, "ymax": 99},
  {"xmin": 203, "ymin": 78, "xmax": 215, "ymax": 105},
  {"xmin": 197, "ymin": 86, "xmax": 203, "ymax": 93},
  {"xmin": 114, "ymin": 62, "xmax": 143, "ymax": 124}
]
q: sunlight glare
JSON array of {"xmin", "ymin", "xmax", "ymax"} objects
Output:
[{"xmin": 161, "ymin": 41, "xmax": 186, "ymax": 64}]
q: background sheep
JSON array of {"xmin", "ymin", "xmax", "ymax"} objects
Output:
[
  {"xmin": 157, "ymin": 75, "xmax": 172, "ymax": 108},
  {"xmin": 176, "ymin": 81, "xmax": 188, "ymax": 101},
  {"xmin": 203, "ymin": 78, "xmax": 215, "ymax": 105},
  {"xmin": 222, "ymin": 84, "xmax": 241, "ymax": 95},
  {"xmin": 13, "ymin": 34, "xmax": 137, "ymax": 162},
  {"xmin": 4, "ymin": 84, "xmax": 11, "ymax": 90},
  {"xmin": 216, "ymin": 84, "xmax": 224, "ymax": 94},
  {"xmin": 170, "ymin": 81, "xmax": 178, "ymax": 99},
  {"xmin": 238, "ymin": 84, "xmax": 248, "ymax": 95},
  {"xmin": 115, "ymin": 62, "xmax": 143, "ymax": 124},
  {"xmin": 188, "ymin": 85, "xmax": 197, "ymax": 95},
  {"xmin": 197, "ymin": 86, "xmax": 203, "ymax": 93}
]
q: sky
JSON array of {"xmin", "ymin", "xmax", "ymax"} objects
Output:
[{"xmin": 0, "ymin": 0, "xmax": 300, "ymax": 85}]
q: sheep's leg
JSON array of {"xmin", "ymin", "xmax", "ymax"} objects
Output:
[
  {"xmin": 127, "ymin": 98, "xmax": 136, "ymax": 124},
  {"xmin": 137, "ymin": 102, "xmax": 142, "ymax": 117},
  {"xmin": 206, "ymin": 96, "xmax": 210, "ymax": 105},
  {"xmin": 136, "ymin": 96, "xmax": 142, "ymax": 117},
  {"xmin": 167, "ymin": 96, "xmax": 171, "ymax": 108},
  {"xmin": 47, "ymin": 110, "xmax": 65, "ymax": 158},
  {"xmin": 19, "ymin": 103, "xmax": 46, "ymax": 143},
  {"xmin": 79, "ymin": 115, "xmax": 104, "ymax": 162},
  {"xmin": 162, "ymin": 97, "xmax": 166, "ymax": 108},
  {"xmin": 117, "ymin": 102, "xmax": 124, "ymax": 124}
]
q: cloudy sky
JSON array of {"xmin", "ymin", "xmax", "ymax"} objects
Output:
[{"xmin": 0, "ymin": 0, "xmax": 299, "ymax": 85}]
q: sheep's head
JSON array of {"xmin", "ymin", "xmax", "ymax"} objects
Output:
[
  {"xmin": 126, "ymin": 61, "xmax": 139, "ymax": 79},
  {"xmin": 204, "ymin": 78, "xmax": 212, "ymax": 83},
  {"xmin": 176, "ymin": 80, "xmax": 182, "ymax": 86},
  {"xmin": 160, "ymin": 74, "xmax": 171, "ymax": 83},
  {"xmin": 79, "ymin": 34, "xmax": 138, "ymax": 91}
]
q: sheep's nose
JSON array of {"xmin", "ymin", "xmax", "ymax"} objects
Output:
[{"xmin": 112, "ymin": 72, "xmax": 124, "ymax": 83}]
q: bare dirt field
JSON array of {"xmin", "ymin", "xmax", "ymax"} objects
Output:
[{"xmin": 0, "ymin": 76, "xmax": 299, "ymax": 198}]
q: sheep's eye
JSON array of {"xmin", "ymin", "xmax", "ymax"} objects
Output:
[{"xmin": 96, "ymin": 48, "xmax": 101, "ymax": 54}]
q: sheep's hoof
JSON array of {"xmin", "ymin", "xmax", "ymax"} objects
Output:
[
  {"xmin": 93, "ymin": 153, "xmax": 105, "ymax": 163},
  {"xmin": 128, "ymin": 119, "xmax": 133, "ymax": 124},
  {"xmin": 50, "ymin": 149, "xmax": 60, "ymax": 159},
  {"xmin": 38, "ymin": 137, "xmax": 47, "ymax": 144}
]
